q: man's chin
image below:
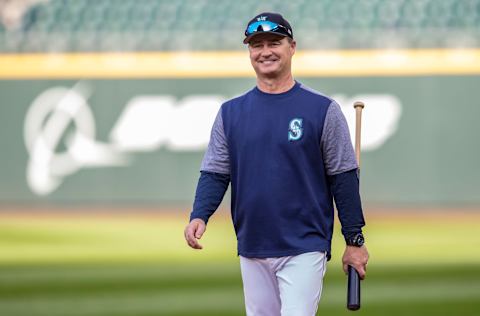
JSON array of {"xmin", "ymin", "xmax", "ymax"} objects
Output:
[{"xmin": 256, "ymin": 67, "xmax": 281, "ymax": 78}]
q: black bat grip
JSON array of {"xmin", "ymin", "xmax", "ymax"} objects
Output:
[{"xmin": 347, "ymin": 265, "xmax": 361, "ymax": 311}]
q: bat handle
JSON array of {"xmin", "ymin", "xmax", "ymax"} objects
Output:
[{"xmin": 347, "ymin": 265, "xmax": 361, "ymax": 311}]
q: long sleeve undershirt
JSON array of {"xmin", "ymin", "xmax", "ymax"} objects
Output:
[
  {"xmin": 328, "ymin": 169, "xmax": 365, "ymax": 240},
  {"xmin": 190, "ymin": 171, "xmax": 230, "ymax": 224}
]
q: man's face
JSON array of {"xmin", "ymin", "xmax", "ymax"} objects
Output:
[{"xmin": 248, "ymin": 33, "xmax": 296, "ymax": 78}]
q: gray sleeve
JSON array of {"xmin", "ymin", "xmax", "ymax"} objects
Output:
[
  {"xmin": 200, "ymin": 109, "xmax": 230, "ymax": 175},
  {"xmin": 321, "ymin": 101, "xmax": 358, "ymax": 176}
]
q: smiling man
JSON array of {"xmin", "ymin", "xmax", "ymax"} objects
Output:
[{"xmin": 184, "ymin": 12, "xmax": 369, "ymax": 316}]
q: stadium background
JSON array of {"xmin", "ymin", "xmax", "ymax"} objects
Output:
[{"xmin": 0, "ymin": 0, "xmax": 479, "ymax": 315}]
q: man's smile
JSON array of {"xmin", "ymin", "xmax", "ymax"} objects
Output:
[{"xmin": 259, "ymin": 59, "xmax": 279, "ymax": 65}]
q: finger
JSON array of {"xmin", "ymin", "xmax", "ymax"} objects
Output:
[
  {"xmin": 184, "ymin": 226, "xmax": 194, "ymax": 245},
  {"xmin": 343, "ymin": 264, "xmax": 348, "ymax": 274},
  {"xmin": 190, "ymin": 237, "xmax": 203, "ymax": 249},
  {"xmin": 185, "ymin": 225, "xmax": 200, "ymax": 249},
  {"xmin": 188, "ymin": 239, "xmax": 199, "ymax": 249},
  {"xmin": 195, "ymin": 223, "xmax": 206, "ymax": 239},
  {"xmin": 188, "ymin": 228, "xmax": 204, "ymax": 250},
  {"xmin": 183, "ymin": 227, "xmax": 191, "ymax": 246},
  {"xmin": 186, "ymin": 224, "xmax": 197, "ymax": 241},
  {"xmin": 187, "ymin": 235, "xmax": 202, "ymax": 249},
  {"xmin": 187, "ymin": 232, "xmax": 201, "ymax": 249},
  {"xmin": 356, "ymin": 265, "xmax": 366, "ymax": 280}
]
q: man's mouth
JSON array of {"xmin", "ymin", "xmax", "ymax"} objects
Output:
[{"xmin": 259, "ymin": 59, "xmax": 278, "ymax": 65}]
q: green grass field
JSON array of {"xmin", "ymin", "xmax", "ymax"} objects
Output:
[{"xmin": 0, "ymin": 210, "xmax": 479, "ymax": 316}]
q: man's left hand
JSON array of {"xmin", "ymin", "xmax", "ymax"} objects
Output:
[{"xmin": 342, "ymin": 245, "xmax": 369, "ymax": 280}]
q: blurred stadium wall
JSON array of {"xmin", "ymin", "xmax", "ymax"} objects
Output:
[{"xmin": 0, "ymin": 0, "xmax": 479, "ymax": 207}]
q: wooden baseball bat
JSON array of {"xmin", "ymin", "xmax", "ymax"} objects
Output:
[{"xmin": 347, "ymin": 101, "xmax": 365, "ymax": 311}]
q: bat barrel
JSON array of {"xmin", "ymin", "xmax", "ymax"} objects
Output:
[{"xmin": 353, "ymin": 101, "xmax": 364, "ymax": 168}]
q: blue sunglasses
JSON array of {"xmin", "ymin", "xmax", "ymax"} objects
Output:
[{"xmin": 245, "ymin": 21, "xmax": 289, "ymax": 36}]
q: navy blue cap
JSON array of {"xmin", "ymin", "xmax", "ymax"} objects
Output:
[{"xmin": 243, "ymin": 12, "xmax": 293, "ymax": 44}]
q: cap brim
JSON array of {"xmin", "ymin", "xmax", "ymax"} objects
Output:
[{"xmin": 243, "ymin": 32, "xmax": 288, "ymax": 44}]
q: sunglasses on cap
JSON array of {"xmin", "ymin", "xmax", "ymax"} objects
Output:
[{"xmin": 245, "ymin": 20, "xmax": 290, "ymax": 37}]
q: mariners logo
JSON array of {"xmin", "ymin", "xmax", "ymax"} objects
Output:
[{"xmin": 288, "ymin": 118, "xmax": 303, "ymax": 141}]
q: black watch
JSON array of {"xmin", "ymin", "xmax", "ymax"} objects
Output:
[{"xmin": 346, "ymin": 233, "xmax": 365, "ymax": 247}]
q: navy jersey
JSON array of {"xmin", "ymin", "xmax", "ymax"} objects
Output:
[{"xmin": 195, "ymin": 81, "xmax": 359, "ymax": 258}]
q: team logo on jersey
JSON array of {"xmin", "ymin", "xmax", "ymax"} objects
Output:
[{"xmin": 288, "ymin": 118, "xmax": 303, "ymax": 141}]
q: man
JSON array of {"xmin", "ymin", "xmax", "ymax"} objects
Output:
[{"xmin": 184, "ymin": 12, "xmax": 369, "ymax": 316}]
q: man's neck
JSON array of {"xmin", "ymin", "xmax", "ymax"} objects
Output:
[{"xmin": 256, "ymin": 74, "xmax": 295, "ymax": 94}]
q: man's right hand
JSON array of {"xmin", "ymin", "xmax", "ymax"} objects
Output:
[{"xmin": 184, "ymin": 218, "xmax": 206, "ymax": 249}]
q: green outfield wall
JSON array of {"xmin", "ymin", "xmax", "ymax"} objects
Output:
[{"xmin": 0, "ymin": 75, "xmax": 478, "ymax": 206}]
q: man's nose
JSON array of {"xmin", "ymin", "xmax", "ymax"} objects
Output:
[{"xmin": 260, "ymin": 46, "xmax": 272, "ymax": 56}]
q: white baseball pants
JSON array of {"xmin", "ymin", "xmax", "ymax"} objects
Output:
[{"xmin": 239, "ymin": 251, "xmax": 328, "ymax": 316}]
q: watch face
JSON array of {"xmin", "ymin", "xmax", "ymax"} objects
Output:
[
  {"xmin": 350, "ymin": 234, "xmax": 364, "ymax": 246},
  {"xmin": 355, "ymin": 234, "xmax": 364, "ymax": 246}
]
